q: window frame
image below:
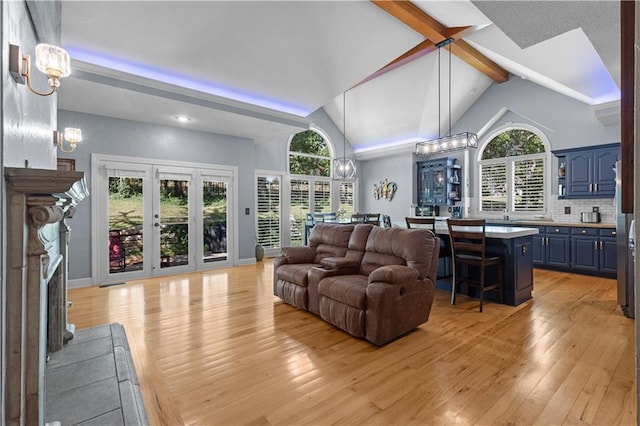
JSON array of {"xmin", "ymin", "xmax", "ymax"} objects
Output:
[{"xmin": 475, "ymin": 124, "xmax": 551, "ymax": 219}]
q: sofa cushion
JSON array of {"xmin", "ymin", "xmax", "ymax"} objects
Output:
[
  {"xmin": 308, "ymin": 223, "xmax": 354, "ymax": 263},
  {"xmin": 360, "ymin": 227, "xmax": 437, "ymax": 279},
  {"xmin": 318, "ymin": 274, "xmax": 369, "ymax": 309}
]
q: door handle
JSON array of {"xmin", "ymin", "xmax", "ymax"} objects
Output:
[
  {"xmin": 599, "ymin": 241, "xmax": 603, "ymax": 250},
  {"xmin": 154, "ymin": 223, "xmax": 160, "ymax": 227},
  {"xmin": 589, "ymin": 183, "xmax": 593, "ymax": 192},
  {"xmin": 595, "ymin": 183, "xmax": 598, "ymax": 192},
  {"xmin": 594, "ymin": 241, "xmax": 598, "ymax": 250}
]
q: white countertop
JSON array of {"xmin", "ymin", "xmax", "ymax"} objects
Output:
[
  {"xmin": 436, "ymin": 224, "xmax": 539, "ymax": 239},
  {"xmin": 396, "ymin": 221, "xmax": 539, "ymax": 239}
]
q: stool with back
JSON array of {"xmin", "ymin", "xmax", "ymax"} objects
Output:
[
  {"xmin": 405, "ymin": 217, "xmax": 450, "ymax": 278},
  {"xmin": 447, "ymin": 219, "xmax": 503, "ymax": 312}
]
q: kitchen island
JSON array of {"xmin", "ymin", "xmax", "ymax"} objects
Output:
[{"xmin": 422, "ymin": 222, "xmax": 539, "ymax": 306}]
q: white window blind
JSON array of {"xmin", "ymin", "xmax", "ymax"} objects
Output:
[
  {"xmin": 339, "ymin": 182, "xmax": 355, "ymax": 218},
  {"xmin": 480, "ymin": 163, "xmax": 507, "ymax": 211},
  {"xmin": 513, "ymin": 158, "xmax": 545, "ymax": 212},
  {"xmin": 313, "ymin": 180, "xmax": 331, "ymax": 213},
  {"xmin": 290, "ymin": 179, "xmax": 310, "ymax": 246},
  {"xmin": 256, "ymin": 176, "xmax": 281, "ymax": 250}
]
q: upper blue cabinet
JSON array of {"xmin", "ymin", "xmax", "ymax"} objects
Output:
[{"xmin": 554, "ymin": 143, "xmax": 620, "ymax": 199}]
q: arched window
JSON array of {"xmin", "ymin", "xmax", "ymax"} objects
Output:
[
  {"xmin": 288, "ymin": 130, "xmax": 331, "ymax": 176},
  {"xmin": 478, "ymin": 128, "xmax": 547, "ymax": 213},
  {"xmin": 287, "ymin": 130, "xmax": 334, "ymax": 245}
]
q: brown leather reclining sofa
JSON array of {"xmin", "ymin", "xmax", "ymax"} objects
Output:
[{"xmin": 273, "ymin": 222, "xmax": 440, "ymax": 345}]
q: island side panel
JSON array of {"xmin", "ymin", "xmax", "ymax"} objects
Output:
[{"xmin": 436, "ymin": 234, "xmax": 534, "ymax": 307}]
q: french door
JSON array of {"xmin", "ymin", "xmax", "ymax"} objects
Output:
[{"xmin": 97, "ymin": 158, "xmax": 234, "ymax": 284}]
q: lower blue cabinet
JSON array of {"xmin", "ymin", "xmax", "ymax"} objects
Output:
[
  {"xmin": 571, "ymin": 228, "xmax": 617, "ymax": 277},
  {"xmin": 532, "ymin": 226, "xmax": 571, "ymax": 269},
  {"xmin": 524, "ymin": 225, "xmax": 616, "ymax": 278}
]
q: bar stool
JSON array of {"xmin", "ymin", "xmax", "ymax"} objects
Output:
[
  {"xmin": 447, "ymin": 219, "xmax": 503, "ymax": 312},
  {"xmin": 405, "ymin": 217, "xmax": 450, "ymax": 278}
]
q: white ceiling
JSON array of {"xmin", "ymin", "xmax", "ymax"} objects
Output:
[{"xmin": 58, "ymin": 1, "xmax": 620, "ymax": 158}]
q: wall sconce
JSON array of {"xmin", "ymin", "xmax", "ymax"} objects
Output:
[
  {"xmin": 53, "ymin": 128, "xmax": 82, "ymax": 153},
  {"xmin": 9, "ymin": 43, "xmax": 71, "ymax": 96}
]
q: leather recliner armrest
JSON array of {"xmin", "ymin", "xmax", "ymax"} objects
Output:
[
  {"xmin": 320, "ymin": 257, "xmax": 360, "ymax": 271},
  {"xmin": 368, "ymin": 265, "xmax": 419, "ymax": 286},
  {"xmin": 281, "ymin": 246, "xmax": 316, "ymax": 264}
]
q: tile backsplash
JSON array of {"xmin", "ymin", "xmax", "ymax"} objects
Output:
[{"xmin": 549, "ymin": 198, "xmax": 616, "ymax": 224}]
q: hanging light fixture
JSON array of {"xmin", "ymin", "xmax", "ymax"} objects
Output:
[
  {"xmin": 333, "ymin": 91, "xmax": 357, "ymax": 179},
  {"xmin": 416, "ymin": 39, "xmax": 478, "ymax": 157}
]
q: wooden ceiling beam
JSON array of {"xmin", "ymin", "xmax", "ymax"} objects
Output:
[
  {"xmin": 371, "ymin": 0, "xmax": 509, "ymax": 84},
  {"xmin": 354, "ymin": 39, "xmax": 437, "ymax": 88},
  {"xmin": 446, "ymin": 40, "xmax": 509, "ymax": 83}
]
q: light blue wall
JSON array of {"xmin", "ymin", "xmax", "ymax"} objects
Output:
[
  {"xmin": 58, "ymin": 110, "xmax": 256, "ymax": 280},
  {"xmin": 2, "ymin": 0, "xmax": 62, "ymax": 419},
  {"xmin": 358, "ymin": 76, "xmax": 621, "ymax": 220},
  {"xmin": 255, "ymin": 107, "xmax": 353, "ymax": 171}
]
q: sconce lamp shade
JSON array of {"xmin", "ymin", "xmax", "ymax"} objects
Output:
[
  {"xmin": 35, "ymin": 44, "xmax": 71, "ymax": 86},
  {"xmin": 54, "ymin": 128, "xmax": 82, "ymax": 152},
  {"xmin": 333, "ymin": 157, "xmax": 357, "ymax": 180},
  {"xmin": 415, "ymin": 132, "xmax": 478, "ymax": 157},
  {"xmin": 64, "ymin": 127, "xmax": 82, "ymax": 144},
  {"xmin": 9, "ymin": 43, "xmax": 71, "ymax": 96}
]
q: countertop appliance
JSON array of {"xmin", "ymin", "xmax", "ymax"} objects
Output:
[
  {"xmin": 615, "ymin": 161, "xmax": 635, "ymax": 318},
  {"xmin": 580, "ymin": 212, "xmax": 601, "ymax": 223}
]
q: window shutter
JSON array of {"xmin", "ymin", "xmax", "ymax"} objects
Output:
[
  {"xmin": 513, "ymin": 158, "xmax": 545, "ymax": 212},
  {"xmin": 313, "ymin": 180, "xmax": 331, "ymax": 213},
  {"xmin": 290, "ymin": 179, "xmax": 310, "ymax": 245},
  {"xmin": 339, "ymin": 182, "xmax": 355, "ymax": 217},
  {"xmin": 256, "ymin": 176, "xmax": 281, "ymax": 250},
  {"xmin": 480, "ymin": 163, "xmax": 507, "ymax": 211}
]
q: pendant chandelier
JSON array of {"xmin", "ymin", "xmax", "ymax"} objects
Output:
[
  {"xmin": 416, "ymin": 40, "xmax": 478, "ymax": 157},
  {"xmin": 333, "ymin": 91, "xmax": 357, "ymax": 180}
]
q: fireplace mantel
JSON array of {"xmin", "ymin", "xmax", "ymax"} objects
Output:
[{"xmin": 5, "ymin": 167, "xmax": 88, "ymax": 426}]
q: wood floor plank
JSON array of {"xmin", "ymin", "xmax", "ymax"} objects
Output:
[{"xmin": 66, "ymin": 263, "xmax": 636, "ymax": 425}]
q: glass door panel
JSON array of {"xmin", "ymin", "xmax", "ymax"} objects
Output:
[
  {"xmin": 159, "ymin": 178, "xmax": 190, "ymax": 269},
  {"xmin": 202, "ymin": 178, "xmax": 228, "ymax": 264},
  {"xmin": 108, "ymin": 176, "xmax": 145, "ymax": 273},
  {"xmin": 154, "ymin": 167, "xmax": 194, "ymax": 276}
]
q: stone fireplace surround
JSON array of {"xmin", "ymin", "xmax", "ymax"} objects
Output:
[{"xmin": 5, "ymin": 167, "xmax": 88, "ymax": 425}]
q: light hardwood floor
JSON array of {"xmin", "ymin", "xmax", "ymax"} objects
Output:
[{"xmin": 68, "ymin": 261, "xmax": 636, "ymax": 425}]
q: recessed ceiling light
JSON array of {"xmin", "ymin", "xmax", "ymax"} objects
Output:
[{"xmin": 175, "ymin": 115, "xmax": 191, "ymax": 123}]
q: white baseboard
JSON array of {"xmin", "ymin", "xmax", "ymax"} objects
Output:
[
  {"xmin": 68, "ymin": 277, "xmax": 94, "ymax": 289},
  {"xmin": 237, "ymin": 257, "xmax": 257, "ymax": 266}
]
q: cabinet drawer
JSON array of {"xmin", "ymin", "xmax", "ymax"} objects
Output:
[
  {"xmin": 599, "ymin": 228, "xmax": 617, "ymax": 238},
  {"xmin": 545, "ymin": 226, "xmax": 570, "ymax": 234},
  {"xmin": 571, "ymin": 227, "xmax": 598, "ymax": 236}
]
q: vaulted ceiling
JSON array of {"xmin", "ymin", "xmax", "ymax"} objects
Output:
[{"xmin": 58, "ymin": 1, "xmax": 620, "ymax": 158}]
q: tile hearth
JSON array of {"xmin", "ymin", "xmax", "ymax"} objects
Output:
[{"xmin": 45, "ymin": 323, "xmax": 148, "ymax": 425}]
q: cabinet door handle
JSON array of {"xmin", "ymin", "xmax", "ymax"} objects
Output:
[
  {"xmin": 600, "ymin": 241, "xmax": 603, "ymax": 250},
  {"xmin": 581, "ymin": 230, "xmax": 587, "ymax": 234},
  {"xmin": 594, "ymin": 241, "xmax": 598, "ymax": 250},
  {"xmin": 595, "ymin": 183, "xmax": 598, "ymax": 192},
  {"xmin": 589, "ymin": 183, "xmax": 593, "ymax": 192}
]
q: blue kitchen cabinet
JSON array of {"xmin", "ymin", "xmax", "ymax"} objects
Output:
[
  {"xmin": 599, "ymin": 229, "xmax": 618, "ymax": 275},
  {"xmin": 554, "ymin": 144, "xmax": 620, "ymax": 199},
  {"xmin": 571, "ymin": 227, "xmax": 617, "ymax": 277},
  {"xmin": 417, "ymin": 158, "xmax": 459, "ymax": 207},
  {"xmin": 533, "ymin": 226, "xmax": 571, "ymax": 268}
]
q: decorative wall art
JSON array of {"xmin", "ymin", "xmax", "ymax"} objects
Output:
[{"xmin": 374, "ymin": 179, "xmax": 397, "ymax": 201}]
